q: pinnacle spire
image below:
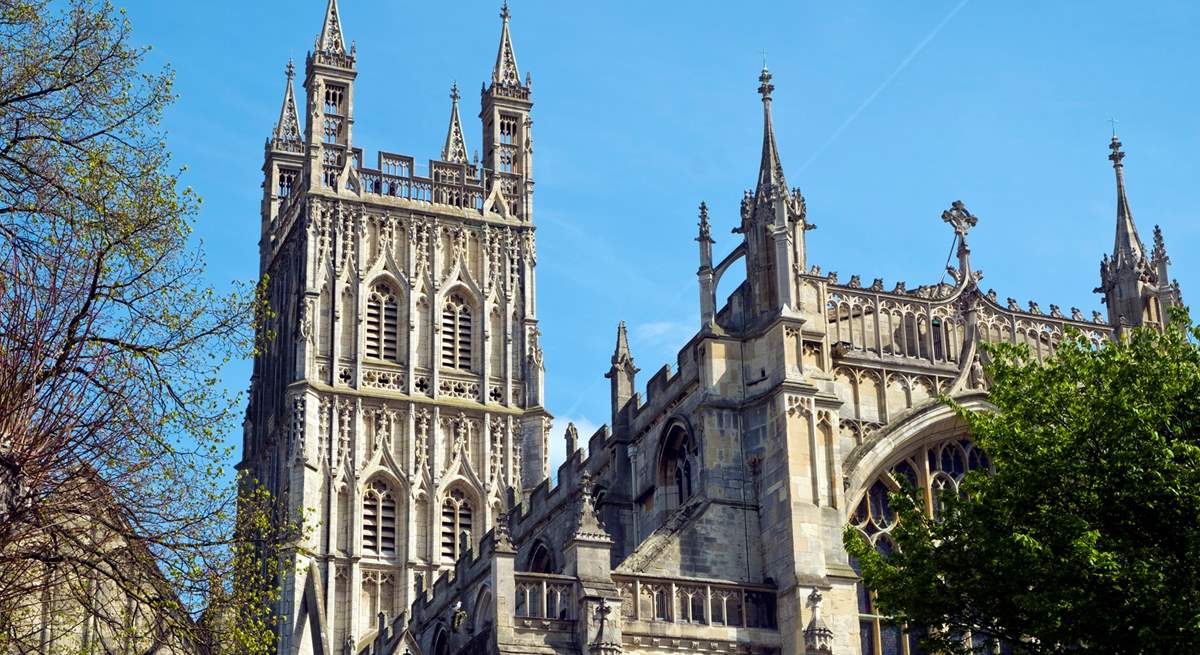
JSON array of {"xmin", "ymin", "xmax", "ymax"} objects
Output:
[
  {"xmin": 1108, "ymin": 134, "xmax": 1147, "ymax": 268},
  {"xmin": 441, "ymin": 83, "xmax": 468, "ymax": 164},
  {"xmin": 271, "ymin": 60, "xmax": 302, "ymax": 150},
  {"xmin": 611, "ymin": 321, "xmax": 633, "ymax": 368},
  {"xmin": 755, "ymin": 67, "xmax": 788, "ymax": 198},
  {"xmin": 315, "ymin": 0, "xmax": 347, "ymax": 55},
  {"xmin": 1152, "ymin": 224, "xmax": 1170, "ymax": 265},
  {"xmin": 492, "ymin": 1, "xmax": 522, "ymax": 88}
]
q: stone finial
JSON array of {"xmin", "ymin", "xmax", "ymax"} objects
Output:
[
  {"xmin": 803, "ymin": 589, "xmax": 834, "ymax": 654},
  {"xmin": 565, "ymin": 422, "xmax": 579, "ymax": 455},
  {"xmin": 1071, "ymin": 307, "xmax": 1085, "ymax": 321},
  {"xmin": 892, "ymin": 281, "xmax": 906, "ymax": 294},
  {"xmin": 1050, "ymin": 304, "xmax": 1064, "ymax": 318},
  {"xmin": 848, "ymin": 275, "xmax": 861, "ymax": 288},
  {"xmin": 1028, "ymin": 301, "xmax": 1042, "ymax": 315},
  {"xmin": 571, "ymin": 472, "xmax": 612, "ymax": 543},
  {"xmin": 1152, "ymin": 224, "xmax": 1171, "ymax": 265},
  {"xmin": 827, "ymin": 271, "xmax": 838, "ymax": 284},
  {"xmin": 1093, "ymin": 310, "xmax": 1105, "ymax": 323},
  {"xmin": 869, "ymin": 278, "xmax": 884, "ymax": 292},
  {"xmin": 1007, "ymin": 297, "xmax": 1020, "ymax": 311},
  {"xmin": 940, "ymin": 199, "xmax": 978, "ymax": 238},
  {"xmin": 697, "ymin": 201, "xmax": 713, "ymax": 243}
]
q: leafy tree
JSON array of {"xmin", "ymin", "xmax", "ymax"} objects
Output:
[
  {"xmin": 0, "ymin": 1, "xmax": 293, "ymax": 652},
  {"xmin": 846, "ymin": 316, "xmax": 1200, "ymax": 654}
]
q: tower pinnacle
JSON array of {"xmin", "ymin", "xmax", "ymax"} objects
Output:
[
  {"xmin": 271, "ymin": 60, "xmax": 302, "ymax": 151},
  {"xmin": 315, "ymin": 0, "xmax": 346, "ymax": 55},
  {"xmin": 442, "ymin": 82, "xmax": 468, "ymax": 164},
  {"xmin": 1108, "ymin": 135, "xmax": 1147, "ymax": 269},
  {"xmin": 492, "ymin": 1, "xmax": 522, "ymax": 88},
  {"xmin": 756, "ymin": 67, "xmax": 787, "ymax": 199}
]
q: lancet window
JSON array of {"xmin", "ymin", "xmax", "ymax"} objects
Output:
[
  {"xmin": 277, "ymin": 168, "xmax": 298, "ymax": 198},
  {"xmin": 441, "ymin": 294, "xmax": 473, "ymax": 371},
  {"xmin": 440, "ymin": 487, "xmax": 474, "ymax": 562},
  {"xmin": 362, "ymin": 479, "xmax": 397, "ymax": 557},
  {"xmin": 661, "ymin": 424, "xmax": 698, "ymax": 509},
  {"xmin": 850, "ymin": 437, "xmax": 993, "ymax": 655},
  {"xmin": 365, "ymin": 283, "xmax": 400, "ymax": 362}
]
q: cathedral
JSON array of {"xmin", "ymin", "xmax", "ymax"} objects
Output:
[{"xmin": 241, "ymin": 2, "xmax": 1185, "ymax": 655}]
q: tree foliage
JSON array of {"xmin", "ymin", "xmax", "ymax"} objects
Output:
[
  {"xmin": 0, "ymin": 1, "xmax": 292, "ymax": 651},
  {"xmin": 846, "ymin": 315, "xmax": 1200, "ymax": 654}
]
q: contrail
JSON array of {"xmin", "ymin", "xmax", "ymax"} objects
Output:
[{"xmin": 799, "ymin": 0, "xmax": 971, "ymax": 172}]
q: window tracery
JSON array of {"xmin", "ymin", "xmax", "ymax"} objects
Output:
[
  {"xmin": 850, "ymin": 437, "xmax": 991, "ymax": 655},
  {"xmin": 661, "ymin": 425, "xmax": 698, "ymax": 509}
]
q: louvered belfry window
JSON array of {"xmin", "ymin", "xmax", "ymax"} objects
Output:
[
  {"xmin": 441, "ymin": 294, "xmax": 472, "ymax": 370},
  {"xmin": 365, "ymin": 283, "xmax": 400, "ymax": 362},
  {"xmin": 440, "ymin": 487, "xmax": 473, "ymax": 562},
  {"xmin": 363, "ymin": 479, "xmax": 397, "ymax": 557}
]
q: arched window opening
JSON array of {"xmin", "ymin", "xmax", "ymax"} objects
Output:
[
  {"xmin": 431, "ymin": 628, "xmax": 449, "ymax": 655},
  {"xmin": 851, "ymin": 436, "xmax": 992, "ymax": 653},
  {"xmin": 528, "ymin": 541, "xmax": 554, "ymax": 573},
  {"xmin": 661, "ymin": 425, "xmax": 698, "ymax": 509},
  {"xmin": 441, "ymin": 294, "xmax": 473, "ymax": 370},
  {"xmin": 440, "ymin": 487, "xmax": 474, "ymax": 562},
  {"xmin": 365, "ymin": 283, "xmax": 400, "ymax": 362},
  {"xmin": 362, "ymin": 479, "xmax": 397, "ymax": 557}
]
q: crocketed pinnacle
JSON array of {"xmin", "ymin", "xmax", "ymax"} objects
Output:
[
  {"xmin": 611, "ymin": 321, "xmax": 634, "ymax": 368},
  {"xmin": 755, "ymin": 67, "xmax": 788, "ymax": 199},
  {"xmin": 442, "ymin": 83, "xmax": 468, "ymax": 164},
  {"xmin": 272, "ymin": 60, "xmax": 302, "ymax": 147},
  {"xmin": 1108, "ymin": 135, "xmax": 1147, "ymax": 269},
  {"xmin": 315, "ymin": 0, "xmax": 346, "ymax": 55},
  {"xmin": 492, "ymin": 1, "xmax": 522, "ymax": 87}
]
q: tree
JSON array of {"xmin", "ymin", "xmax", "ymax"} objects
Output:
[
  {"xmin": 0, "ymin": 1, "xmax": 292, "ymax": 652},
  {"xmin": 845, "ymin": 316, "xmax": 1200, "ymax": 654}
]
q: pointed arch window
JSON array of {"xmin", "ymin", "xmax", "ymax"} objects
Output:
[
  {"xmin": 440, "ymin": 487, "xmax": 474, "ymax": 562},
  {"xmin": 365, "ymin": 283, "xmax": 400, "ymax": 362},
  {"xmin": 363, "ymin": 479, "xmax": 397, "ymax": 557},
  {"xmin": 661, "ymin": 425, "xmax": 698, "ymax": 509},
  {"xmin": 441, "ymin": 294, "xmax": 473, "ymax": 371}
]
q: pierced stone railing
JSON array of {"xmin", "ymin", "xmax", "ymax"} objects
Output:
[
  {"xmin": 612, "ymin": 574, "xmax": 777, "ymax": 630},
  {"xmin": 514, "ymin": 573, "xmax": 576, "ymax": 630}
]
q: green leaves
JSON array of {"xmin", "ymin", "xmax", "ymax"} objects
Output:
[{"xmin": 846, "ymin": 313, "xmax": 1200, "ymax": 653}]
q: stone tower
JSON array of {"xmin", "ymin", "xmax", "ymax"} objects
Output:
[{"xmin": 241, "ymin": 1, "xmax": 551, "ymax": 652}]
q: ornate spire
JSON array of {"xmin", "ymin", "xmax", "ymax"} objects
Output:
[
  {"xmin": 272, "ymin": 60, "xmax": 302, "ymax": 151},
  {"xmin": 441, "ymin": 83, "xmax": 468, "ymax": 164},
  {"xmin": 492, "ymin": 1, "xmax": 522, "ymax": 88},
  {"xmin": 1108, "ymin": 134, "xmax": 1147, "ymax": 268},
  {"xmin": 315, "ymin": 0, "xmax": 346, "ymax": 55},
  {"xmin": 755, "ymin": 67, "xmax": 788, "ymax": 199}
]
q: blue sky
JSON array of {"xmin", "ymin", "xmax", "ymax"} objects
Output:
[{"xmin": 126, "ymin": 0, "xmax": 1199, "ymax": 474}]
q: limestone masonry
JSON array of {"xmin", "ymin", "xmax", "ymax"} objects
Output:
[{"xmin": 242, "ymin": 2, "xmax": 1185, "ymax": 654}]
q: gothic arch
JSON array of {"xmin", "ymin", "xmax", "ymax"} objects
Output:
[
  {"xmin": 843, "ymin": 394, "xmax": 994, "ymax": 506},
  {"xmin": 472, "ymin": 584, "xmax": 494, "ymax": 634},
  {"xmin": 437, "ymin": 480, "xmax": 480, "ymax": 563},
  {"xmin": 655, "ymin": 417, "xmax": 700, "ymax": 510},
  {"xmin": 526, "ymin": 538, "xmax": 556, "ymax": 573}
]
